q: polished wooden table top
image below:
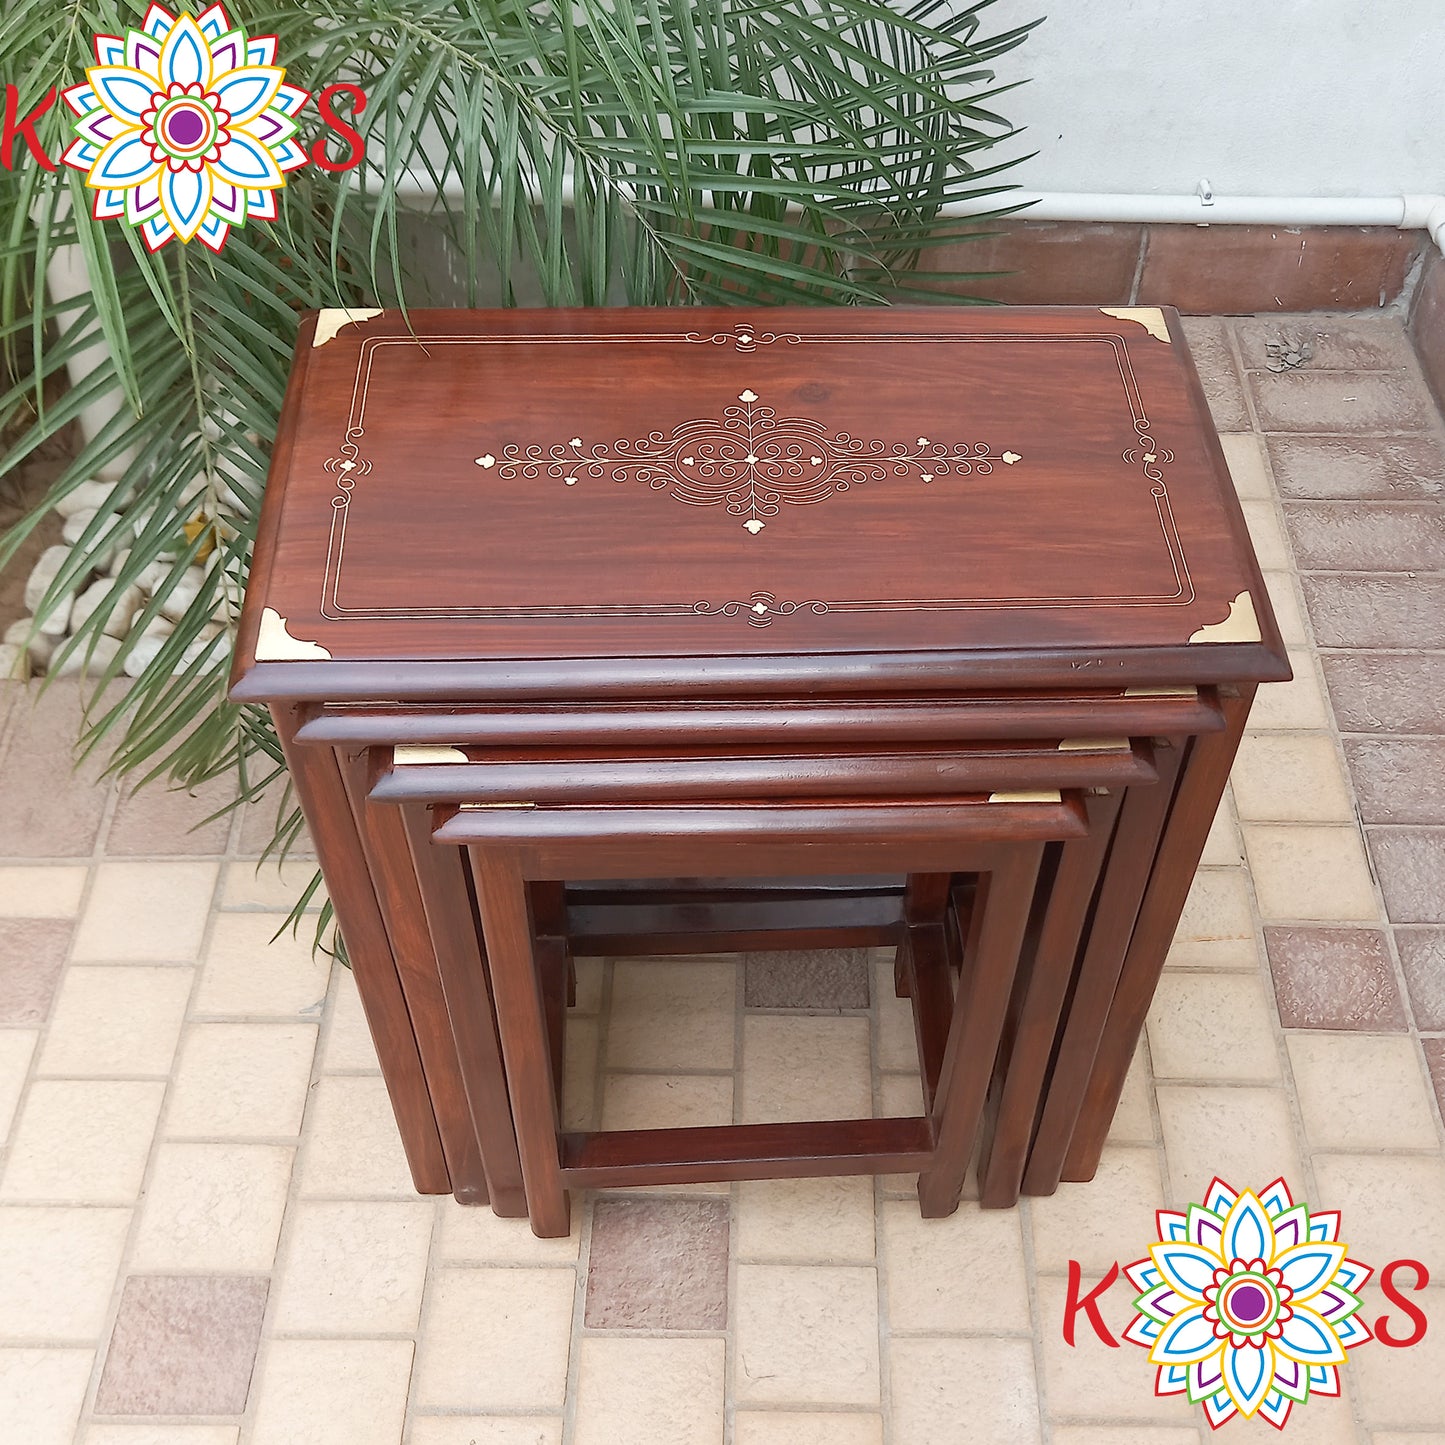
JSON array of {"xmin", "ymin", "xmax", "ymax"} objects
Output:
[{"xmin": 232, "ymin": 307, "xmax": 1287, "ymax": 702}]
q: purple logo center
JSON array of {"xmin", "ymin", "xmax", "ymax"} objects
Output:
[
  {"xmin": 165, "ymin": 106, "xmax": 206, "ymax": 148},
  {"xmin": 1227, "ymin": 1282, "xmax": 1269, "ymax": 1324}
]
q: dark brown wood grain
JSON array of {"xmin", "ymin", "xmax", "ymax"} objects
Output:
[
  {"xmin": 1061, "ymin": 686, "xmax": 1257, "ymax": 1181},
  {"xmin": 232, "ymin": 307, "xmax": 1289, "ymax": 704}
]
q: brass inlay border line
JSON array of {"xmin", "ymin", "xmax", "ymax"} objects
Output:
[{"xmin": 305, "ymin": 327, "xmax": 1217, "ymax": 635}]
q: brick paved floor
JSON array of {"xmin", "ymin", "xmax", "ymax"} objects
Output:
[{"xmin": 1, "ymin": 312, "xmax": 1442, "ymax": 1443}]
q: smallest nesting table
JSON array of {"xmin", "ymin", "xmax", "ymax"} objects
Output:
[{"xmin": 232, "ymin": 305, "xmax": 1288, "ymax": 1231}]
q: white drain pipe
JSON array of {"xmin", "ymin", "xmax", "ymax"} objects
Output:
[
  {"xmin": 979, "ymin": 190, "xmax": 1445, "ymax": 252},
  {"xmin": 44, "ymin": 186, "xmax": 1445, "ymax": 478}
]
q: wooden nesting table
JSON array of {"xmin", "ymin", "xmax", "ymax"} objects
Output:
[{"xmin": 231, "ymin": 305, "xmax": 1288, "ymax": 1228}]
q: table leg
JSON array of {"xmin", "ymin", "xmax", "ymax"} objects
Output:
[
  {"xmin": 470, "ymin": 847, "xmax": 572, "ymax": 1239},
  {"xmin": 400, "ymin": 805, "xmax": 527, "ymax": 1216},
  {"xmin": 918, "ymin": 843, "xmax": 1043, "ymax": 1219},
  {"xmin": 1062, "ymin": 686, "xmax": 1255, "ymax": 1181},
  {"xmin": 978, "ymin": 788, "xmax": 1122, "ymax": 1208},
  {"xmin": 271, "ymin": 705, "xmax": 450, "ymax": 1195},
  {"xmin": 337, "ymin": 751, "xmax": 490, "ymax": 1204},
  {"xmin": 1021, "ymin": 739, "xmax": 1186, "ymax": 1197}
]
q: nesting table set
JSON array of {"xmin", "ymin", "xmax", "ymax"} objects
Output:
[{"xmin": 231, "ymin": 306, "xmax": 1287, "ymax": 1237}]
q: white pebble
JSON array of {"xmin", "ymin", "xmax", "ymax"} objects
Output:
[
  {"xmin": 107, "ymin": 547, "xmax": 131, "ymax": 578},
  {"xmin": 53, "ymin": 480, "xmax": 119, "ymax": 518},
  {"xmin": 0, "ymin": 643, "xmax": 27, "ymax": 680},
  {"xmin": 134, "ymin": 561, "xmax": 173, "ymax": 594},
  {"xmin": 160, "ymin": 567, "xmax": 207, "ymax": 623},
  {"xmin": 176, "ymin": 631, "xmax": 228, "ymax": 670},
  {"xmin": 139, "ymin": 614, "xmax": 175, "ymax": 641},
  {"xmin": 51, "ymin": 634, "xmax": 122, "ymax": 678},
  {"xmin": 70, "ymin": 581, "xmax": 143, "ymax": 640},
  {"xmin": 4, "ymin": 619, "xmax": 54, "ymax": 669},
  {"xmin": 36, "ymin": 593, "xmax": 75, "ymax": 637},
  {"xmin": 122, "ymin": 634, "xmax": 167, "ymax": 677},
  {"xmin": 60, "ymin": 508, "xmax": 98, "ymax": 545},
  {"xmin": 23, "ymin": 545, "xmax": 71, "ymax": 612}
]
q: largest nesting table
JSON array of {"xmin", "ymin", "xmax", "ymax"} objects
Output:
[{"xmin": 230, "ymin": 305, "xmax": 1289, "ymax": 1219}]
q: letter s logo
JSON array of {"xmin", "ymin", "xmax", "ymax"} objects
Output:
[{"xmin": 310, "ymin": 82, "xmax": 366, "ymax": 173}]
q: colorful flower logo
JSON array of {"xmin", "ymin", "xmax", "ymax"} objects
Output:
[
  {"xmin": 60, "ymin": 4, "xmax": 308, "ymax": 252},
  {"xmin": 1124, "ymin": 1177, "xmax": 1373, "ymax": 1430}
]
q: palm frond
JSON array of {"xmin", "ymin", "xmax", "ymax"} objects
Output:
[{"xmin": 0, "ymin": 0, "xmax": 1038, "ymax": 934}]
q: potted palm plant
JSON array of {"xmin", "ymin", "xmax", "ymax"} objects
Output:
[{"xmin": 0, "ymin": 0, "xmax": 1037, "ymax": 932}]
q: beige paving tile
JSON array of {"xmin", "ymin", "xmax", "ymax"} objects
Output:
[
  {"xmin": 1220, "ymin": 432, "xmax": 1273, "ymax": 500},
  {"xmin": 219, "ymin": 858, "xmax": 326, "ymax": 912},
  {"xmin": 875, "ymin": 958, "xmax": 917, "ymax": 1072},
  {"xmin": 1200, "ymin": 793, "xmax": 1244, "ymax": 866},
  {"xmin": 166, "ymin": 1023, "xmax": 317, "ymax": 1138},
  {"xmin": 735, "ymin": 1264, "xmax": 879, "ymax": 1406},
  {"xmin": 1287, "ymin": 1034, "xmax": 1440, "ymax": 1151},
  {"xmin": 1166, "ymin": 868, "xmax": 1258, "ymax": 969},
  {"xmin": 408, "ymin": 1423, "xmax": 561, "ymax": 1445},
  {"xmin": 298, "ymin": 1075, "xmax": 415, "ymax": 1198},
  {"xmin": 93, "ymin": 1275, "xmax": 267, "ymax": 1416},
  {"xmin": 735, "ymin": 1176, "xmax": 875, "ymax": 1263},
  {"xmin": 1352, "ymin": 1289, "xmax": 1445, "ymax": 1427},
  {"xmin": 879, "ymin": 1068, "xmax": 925, "ymax": 1117},
  {"xmin": 1147, "ymin": 972, "xmax": 1281, "ymax": 1082},
  {"xmin": 605, "ymin": 959, "xmax": 736, "ymax": 1071},
  {"xmin": 1109, "ymin": 1040, "xmax": 1157, "ymax": 1144},
  {"xmin": 1261, "ymin": 570, "xmax": 1310, "ymax": 646},
  {"xmin": 1373, "ymin": 1435, "xmax": 1445, "ymax": 1445},
  {"xmin": 1030, "ymin": 1145, "xmax": 1166, "ymax": 1274},
  {"xmin": 0, "ymin": 1348, "xmax": 95, "ymax": 1445},
  {"xmin": 1051, "ymin": 1427, "xmax": 1199, "ymax": 1444},
  {"xmin": 37, "ymin": 966, "xmax": 192, "ymax": 1077},
  {"xmin": 1, "ymin": 1080, "xmax": 164, "ymax": 1203},
  {"xmin": 1243, "ymin": 824, "xmax": 1379, "ymax": 921},
  {"xmin": 573, "ymin": 1336, "xmax": 724, "ymax": 1445},
  {"xmin": 437, "ymin": 1198, "xmax": 580, "ymax": 1264},
  {"xmin": 1248, "ymin": 648, "xmax": 1332, "ymax": 730},
  {"xmin": 561, "ymin": 1015, "xmax": 598, "ymax": 1131},
  {"xmin": 1035, "ymin": 1273, "xmax": 1194, "ymax": 1425},
  {"xmin": 740, "ymin": 1016, "xmax": 871, "ymax": 1124},
  {"xmin": 0, "ymin": 865, "xmax": 88, "ymax": 917},
  {"xmin": 1155, "ymin": 1085, "xmax": 1305, "ymax": 1204},
  {"xmin": 570, "ymin": 955, "xmax": 603, "ymax": 1014},
  {"xmin": 891, "ymin": 1337, "xmax": 1043, "ymax": 1444},
  {"xmin": 250, "ymin": 1338, "xmax": 413, "ymax": 1445},
  {"xmin": 0, "ymin": 1030, "xmax": 37, "ymax": 1143},
  {"xmin": 601, "ymin": 1073, "xmax": 733, "ymax": 1131},
  {"xmin": 882, "ymin": 1199, "xmax": 1030, "ymax": 1332},
  {"xmin": 1312, "ymin": 1154, "xmax": 1445, "ymax": 1273},
  {"xmin": 1229, "ymin": 1413, "xmax": 1356, "ymax": 1445},
  {"xmin": 72, "ymin": 861, "xmax": 218, "ymax": 962},
  {"xmin": 1241, "ymin": 499, "xmax": 1294, "ymax": 570},
  {"xmin": 0, "ymin": 1206, "xmax": 130, "ymax": 1341},
  {"xmin": 193, "ymin": 913, "xmax": 332, "ymax": 1017},
  {"xmin": 414, "ymin": 1268, "xmax": 574, "ymax": 1410},
  {"xmin": 1231, "ymin": 732, "xmax": 1356, "ymax": 823},
  {"xmin": 735, "ymin": 1414, "xmax": 883, "ymax": 1445},
  {"xmin": 272, "ymin": 1200, "xmax": 433, "ymax": 1334},
  {"xmin": 131, "ymin": 1143, "xmax": 293, "ymax": 1271},
  {"xmin": 84, "ymin": 1428, "xmax": 241, "ymax": 1445},
  {"xmin": 321, "ymin": 967, "xmax": 378, "ymax": 1071}
]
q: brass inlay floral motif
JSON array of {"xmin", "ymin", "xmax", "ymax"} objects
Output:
[
  {"xmin": 1188, "ymin": 590, "xmax": 1261, "ymax": 644},
  {"xmin": 488, "ymin": 389, "xmax": 1021, "ymax": 534}
]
